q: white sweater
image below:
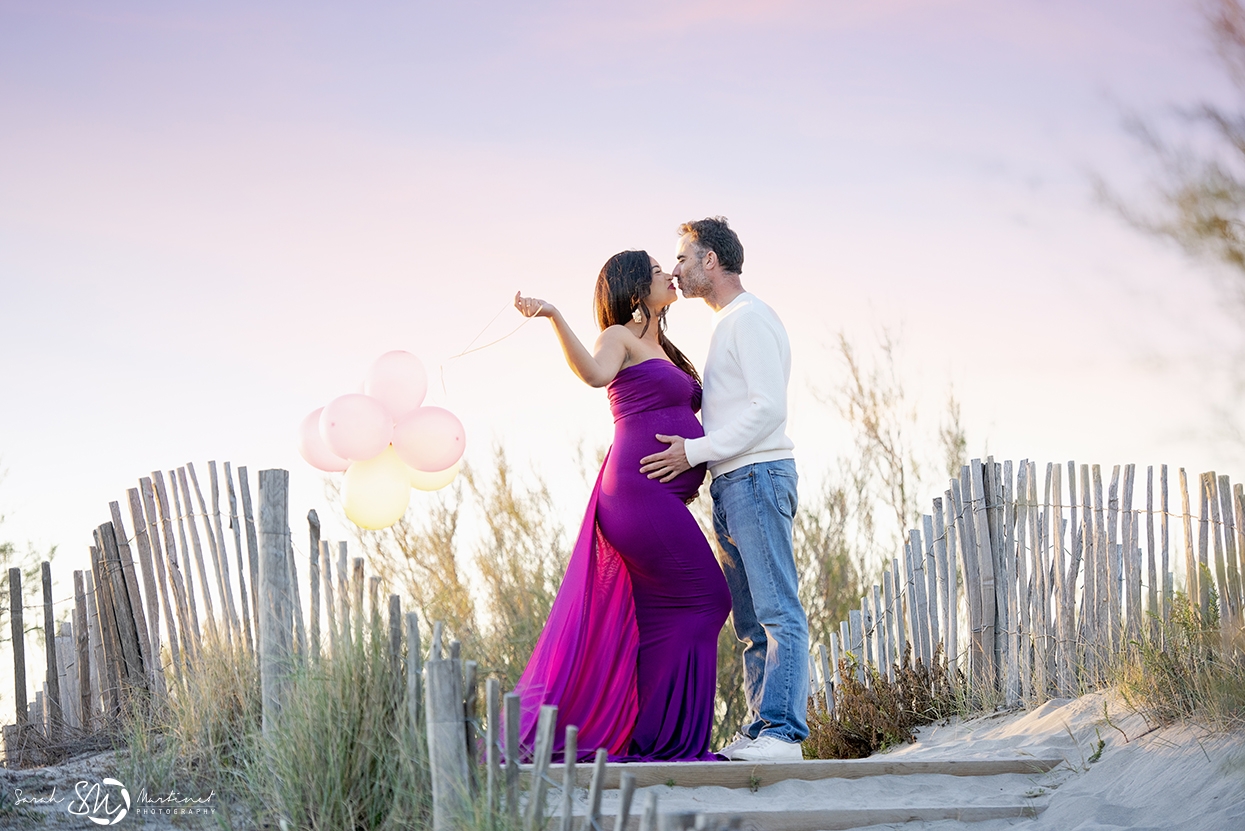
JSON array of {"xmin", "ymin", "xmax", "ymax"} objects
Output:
[{"xmin": 684, "ymin": 292, "xmax": 795, "ymax": 478}]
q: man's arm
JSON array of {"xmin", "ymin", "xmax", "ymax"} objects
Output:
[{"xmin": 682, "ymin": 315, "xmax": 787, "ymax": 467}]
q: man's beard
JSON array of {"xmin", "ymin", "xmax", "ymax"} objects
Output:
[{"xmin": 678, "ymin": 271, "xmax": 710, "ymax": 298}]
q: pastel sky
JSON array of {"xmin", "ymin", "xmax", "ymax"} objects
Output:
[{"xmin": 2, "ymin": 0, "xmax": 1243, "ymax": 601}]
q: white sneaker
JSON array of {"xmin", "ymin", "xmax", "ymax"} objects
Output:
[
  {"xmin": 730, "ymin": 735, "xmax": 803, "ymax": 762},
  {"xmin": 715, "ymin": 733, "xmax": 755, "ymax": 760}
]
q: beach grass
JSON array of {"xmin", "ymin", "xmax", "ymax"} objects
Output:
[
  {"xmin": 1117, "ymin": 592, "xmax": 1245, "ymax": 730},
  {"xmin": 118, "ymin": 620, "xmax": 434, "ymax": 829}
]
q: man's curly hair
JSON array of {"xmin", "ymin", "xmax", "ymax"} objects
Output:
[{"xmin": 678, "ymin": 216, "xmax": 744, "ymax": 275}]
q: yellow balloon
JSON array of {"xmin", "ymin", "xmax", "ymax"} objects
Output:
[
  {"xmin": 343, "ymin": 446, "xmax": 411, "ymax": 530},
  {"xmin": 408, "ymin": 460, "xmax": 460, "ymax": 492}
]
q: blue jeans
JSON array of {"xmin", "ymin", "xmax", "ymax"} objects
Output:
[{"xmin": 710, "ymin": 459, "xmax": 809, "ymax": 743}]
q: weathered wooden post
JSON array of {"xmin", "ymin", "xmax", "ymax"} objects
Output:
[
  {"xmin": 41, "ymin": 562, "xmax": 62, "ymax": 740},
  {"xmin": 585, "ymin": 747, "xmax": 607, "ymax": 830},
  {"xmin": 352, "ymin": 558, "xmax": 365, "ymax": 647},
  {"xmin": 848, "ymin": 607, "xmax": 865, "ymax": 682},
  {"xmin": 970, "ymin": 461, "xmax": 997, "ymax": 693},
  {"xmin": 639, "ymin": 793, "xmax": 659, "ymax": 831},
  {"xmin": 321, "ymin": 542, "xmax": 338, "ymax": 657},
  {"xmin": 485, "ymin": 677, "xmax": 500, "ymax": 814},
  {"xmin": 829, "ymin": 633, "xmax": 841, "ymax": 695},
  {"xmin": 1146, "ymin": 467, "xmax": 1158, "ymax": 642},
  {"xmin": 906, "ymin": 529, "xmax": 928, "ymax": 668},
  {"xmin": 2, "ymin": 724, "xmax": 17, "ymax": 766},
  {"xmin": 237, "ymin": 465, "xmax": 261, "ymax": 641},
  {"xmin": 188, "ymin": 463, "xmax": 233, "ymax": 646},
  {"xmin": 1016, "ymin": 466, "xmax": 1033, "ymax": 700},
  {"xmin": 881, "ymin": 569, "xmax": 896, "ymax": 682},
  {"xmin": 953, "ymin": 472, "xmax": 981, "ymax": 687},
  {"xmin": 204, "ymin": 461, "xmax": 242, "ymax": 649},
  {"xmin": 505, "ymin": 692, "xmax": 520, "ymax": 822},
  {"xmin": 140, "ymin": 477, "xmax": 183, "ymax": 688},
  {"xmin": 1161, "ymin": 467, "xmax": 1172, "ymax": 632},
  {"xmin": 464, "ymin": 660, "xmax": 479, "ymax": 795},
  {"xmin": 175, "ymin": 467, "xmax": 214, "ymax": 645},
  {"xmin": 943, "ymin": 489, "xmax": 959, "ymax": 677},
  {"xmin": 816, "ymin": 643, "xmax": 833, "ymax": 714},
  {"xmin": 286, "ymin": 533, "xmax": 307, "ymax": 659},
  {"xmin": 368, "ymin": 577, "xmax": 382, "ymax": 633},
  {"xmin": 106, "ymin": 506, "xmax": 157, "ymax": 695},
  {"xmin": 923, "ymin": 513, "xmax": 941, "ymax": 667},
  {"xmin": 337, "ymin": 542, "xmax": 349, "ymax": 650},
  {"xmin": 1197, "ymin": 473, "xmax": 1212, "ymax": 622},
  {"xmin": 616, "ymin": 771, "xmax": 638, "ymax": 831},
  {"xmin": 10, "ymin": 568, "xmax": 27, "ymax": 729},
  {"xmin": 125, "ymin": 489, "xmax": 165, "ymax": 685},
  {"xmin": 405, "ymin": 611, "xmax": 422, "ymax": 749},
  {"xmin": 55, "ymin": 622, "xmax": 78, "ymax": 730},
  {"xmin": 524, "ymin": 704, "xmax": 557, "ymax": 831},
  {"xmin": 224, "ymin": 462, "xmax": 254, "ymax": 654},
  {"xmin": 86, "ymin": 553, "xmax": 121, "ymax": 719},
  {"xmin": 559, "ymin": 724, "xmax": 577, "ymax": 831},
  {"xmin": 153, "ymin": 471, "xmax": 198, "ymax": 662},
  {"xmin": 388, "ymin": 595, "xmax": 402, "ymax": 698},
  {"xmin": 308, "ymin": 511, "xmax": 321, "ymax": 661},
  {"xmin": 890, "ymin": 557, "xmax": 907, "ymax": 668},
  {"xmin": 82, "ymin": 570, "xmax": 105, "ymax": 721},
  {"xmin": 258, "ymin": 468, "xmax": 290, "ymax": 737},
  {"xmin": 72, "ymin": 573, "xmax": 92, "ymax": 730},
  {"xmin": 426, "ymin": 623, "xmax": 470, "ymax": 831}
]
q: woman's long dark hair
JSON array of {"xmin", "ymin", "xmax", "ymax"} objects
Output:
[{"xmin": 593, "ymin": 250, "xmax": 700, "ymax": 383}]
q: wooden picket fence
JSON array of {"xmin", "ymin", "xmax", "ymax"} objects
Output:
[
  {"xmin": 2, "ymin": 463, "xmax": 397, "ymax": 762},
  {"xmin": 808, "ymin": 458, "xmax": 1245, "ymax": 712},
  {"xmin": 6, "ymin": 457, "xmax": 1244, "ymax": 827}
]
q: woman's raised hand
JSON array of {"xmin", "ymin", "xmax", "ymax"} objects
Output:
[{"xmin": 514, "ymin": 291, "xmax": 555, "ymax": 319}]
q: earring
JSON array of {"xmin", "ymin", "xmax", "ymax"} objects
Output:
[{"xmin": 632, "ymin": 306, "xmax": 644, "ymax": 324}]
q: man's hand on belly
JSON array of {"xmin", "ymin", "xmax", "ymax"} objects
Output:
[{"xmin": 640, "ymin": 434, "xmax": 692, "ymax": 483}]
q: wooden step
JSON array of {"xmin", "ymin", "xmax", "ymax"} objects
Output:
[
  {"xmin": 519, "ymin": 756, "xmax": 1064, "ymax": 789},
  {"xmin": 585, "ymin": 803, "xmax": 1046, "ymax": 830}
]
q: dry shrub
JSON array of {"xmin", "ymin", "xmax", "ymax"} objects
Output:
[
  {"xmin": 805, "ymin": 645, "xmax": 962, "ymax": 759},
  {"xmin": 465, "ymin": 448, "xmax": 570, "ymax": 689}
]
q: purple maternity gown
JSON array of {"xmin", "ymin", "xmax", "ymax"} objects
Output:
[{"xmin": 513, "ymin": 358, "xmax": 732, "ymax": 762}]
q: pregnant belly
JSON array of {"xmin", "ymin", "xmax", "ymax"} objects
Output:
[{"xmin": 604, "ymin": 408, "xmax": 707, "ymax": 503}]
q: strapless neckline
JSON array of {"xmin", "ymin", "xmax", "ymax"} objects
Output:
[{"xmin": 617, "ymin": 358, "xmax": 676, "ymax": 374}]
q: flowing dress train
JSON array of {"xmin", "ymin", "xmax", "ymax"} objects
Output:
[{"xmin": 513, "ymin": 359, "xmax": 732, "ymax": 762}]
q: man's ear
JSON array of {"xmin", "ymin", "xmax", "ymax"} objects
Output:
[{"xmin": 703, "ymin": 248, "xmax": 718, "ymax": 273}]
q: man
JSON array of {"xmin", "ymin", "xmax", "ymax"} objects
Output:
[{"xmin": 639, "ymin": 216, "xmax": 809, "ymax": 762}]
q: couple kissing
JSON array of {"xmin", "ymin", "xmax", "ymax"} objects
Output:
[{"xmin": 512, "ymin": 216, "xmax": 809, "ymax": 763}]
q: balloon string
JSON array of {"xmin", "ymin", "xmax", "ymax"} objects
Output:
[
  {"xmin": 450, "ymin": 301, "xmax": 513, "ymax": 358},
  {"xmin": 437, "ymin": 297, "xmax": 542, "ymax": 397}
]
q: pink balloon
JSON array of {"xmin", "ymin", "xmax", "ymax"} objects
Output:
[
  {"xmin": 393, "ymin": 407, "xmax": 466, "ymax": 472},
  {"xmin": 319, "ymin": 394, "xmax": 394, "ymax": 461},
  {"xmin": 298, "ymin": 408, "xmax": 350, "ymax": 472},
  {"xmin": 364, "ymin": 351, "xmax": 428, "ymax": 421}
]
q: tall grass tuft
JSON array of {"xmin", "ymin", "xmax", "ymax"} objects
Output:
[
  {"xmin": 254, "ymin": 625, "xmax": 429, "ymax": 830},
  {"xmin": 120, "ymin": 617, "xmax": 432, "ymax": 829},
  {"xmin": 1118, "ymin": 592, "xmax": 1245, "ymax": 729},
  {"xmin": 118, "ymin": 634, "xmax": 259, "ymax": 818}
]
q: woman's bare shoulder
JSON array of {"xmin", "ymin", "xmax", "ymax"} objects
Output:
[{"xmin": 596, "ymin": 324, "xmax": 637, "ymax": 346}]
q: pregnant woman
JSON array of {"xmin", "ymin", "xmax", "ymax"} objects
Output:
[{"xmin": 513, "ymin": 249, "xmax": 732, "ymax": 761}]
